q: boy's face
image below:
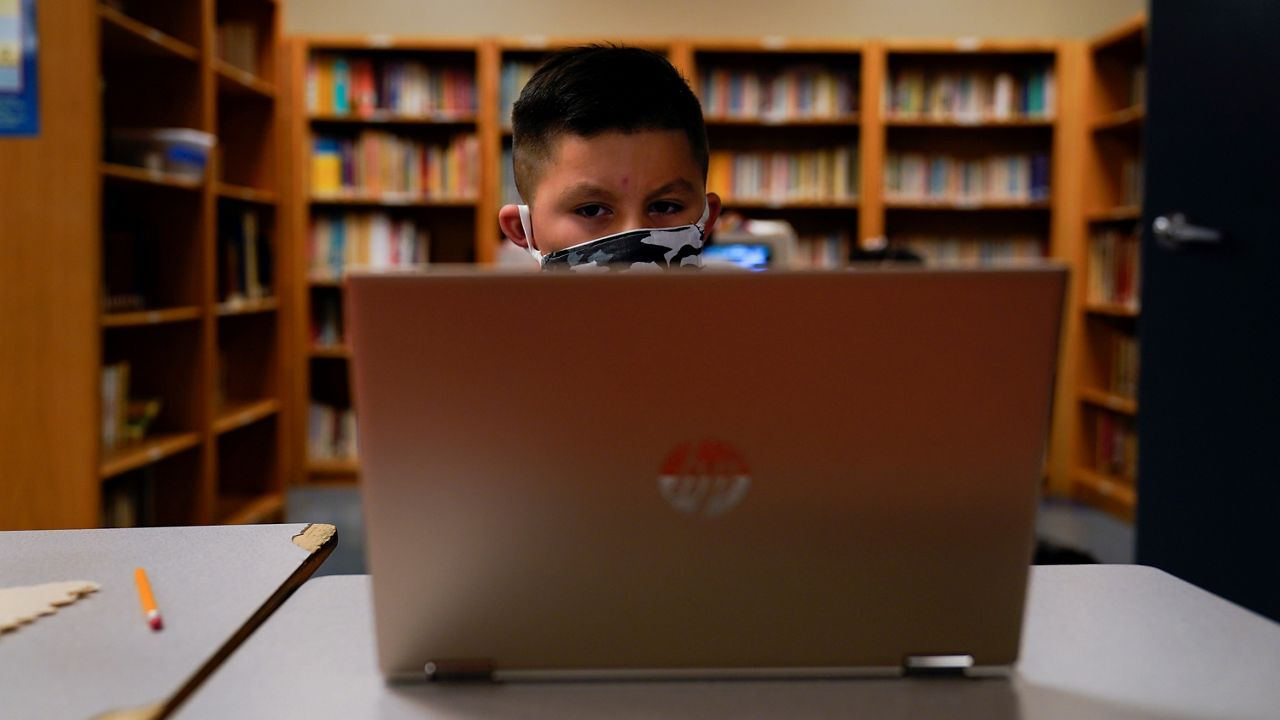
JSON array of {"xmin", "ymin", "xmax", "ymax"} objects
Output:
[{"xmin": 499, "ymin": 129, "xmax": 721, "ymax": 256}]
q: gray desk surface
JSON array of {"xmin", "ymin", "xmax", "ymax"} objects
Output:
[
  {"xmin": 0, "ymin": 523, "xmax": 335, "ymax": 720},
  {"xmin": 176, "ymin": 564, "xmax": 1280, "ymax": 720}
]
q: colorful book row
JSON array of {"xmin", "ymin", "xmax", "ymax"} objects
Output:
[
  {"xmin": 309, "ymin": 212, "xmax": 431, "ymax": 279},
  {"xmin": 1087, "ymin": 228, "xmax": 1140, "ymax": 308},
  {"xmin": 307, "ymin": 54, "xmax": 476, "ymax": 118},
  {"xmin": 884, "ymin": 152, "xmax": 1050, "ymax": 203},
  {"xmin": 1094, "ymin": 411, "xmax": 1138, "ymax": 480},
  {"xmin": 218, "ymin": 208, "xmax": 272, "ymax": 305},
  {"xmin": 700, "ymin": 65, "xmax": 858, "ymax": 121},
  {"xmin": 708, "ymin": 146, "xmax": 858, "ymax": 203},
  {"xmin": 885, "ymin": 66, "xmax": 1055, "ymax": 120},
  {"xmin": 897, "ymin": 236, "xmax": 1045, "ymax": 266},
  {"xmin": 311, "ymin": 132, "xmax": 480, "ymax": 199},
  {"xmin": 309, "ymin": 403, "xmax": 358, "ymax": 461}
]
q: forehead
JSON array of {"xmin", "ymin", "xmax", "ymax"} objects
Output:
[{"xmin": 537, "ymin": 129, "xmax": 702, "ymax": 198}]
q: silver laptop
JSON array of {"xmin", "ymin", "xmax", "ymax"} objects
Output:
[{"xmin": 346, "ymin": 267, "xmax": 1066, "ymax": 682}]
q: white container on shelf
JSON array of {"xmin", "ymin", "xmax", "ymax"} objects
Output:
[{"xmin": 108, "ymin": 128, "xmax": 217, "ymax": 179}]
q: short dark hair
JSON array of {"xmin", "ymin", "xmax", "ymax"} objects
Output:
[{"xmin": 511, "ymin": 45, "xmax": 709, "ymax": 203}]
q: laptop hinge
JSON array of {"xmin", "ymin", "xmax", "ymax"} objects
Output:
[
  {"xmin": 424, "ymin": 659, "xmax": 496, "ymax": 682},
  {"xmin": 902, "ymin": 654, "xmax": 975, "ymax": 678}
]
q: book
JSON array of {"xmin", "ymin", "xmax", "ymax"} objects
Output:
[
  {"xmin": 1110, "ymin": 334, "xmax": 1140, "ymax": 399},
  {"xmin": 1094, "ymin": 412, "xmax": 1138, "ymax": 479},
  {"xmin": 1087, "ymin": 228, "xmax": 1141, "ymax": 308},
  {"xmin": 308, "ymin": 53, "xmax": 476, "ymax": 118},
  {"xmin": 886, "ymin": 64, "xmax": 1055, "ymax": 120},
  {"xmin": 308, "ymin": 403, "xmax": 359, "ymax": 461},
  {"xmin": 897, "ymin": 235, "xmax": 1045, "ymax": 266},
  {"xmin": 699, "ymin": 64, "xmax": 857, "ymax": 121},
  {"xmin": 309, "ymin": 131, "xmax": 480, "ymax": 200},
  {"xmin": 308, "ymin": 212, "xmax": 431, "ymax": 278},
  {"xmin": 218, "ymin": 208, "xmax": 272, "ymax": 305},
  {"xmin": 884, "ymin": 151, "xmax": 1050, "ymax": 203},
  {"xmin": 793, "ymin": 231, "xmax": 852, "ymax": 269},
  {"xmin": 500, "ymin": 59, "xmax": 540, "ymax": 125},
  {"xmin": 708, "ymin": 146, "xmax": 858, "ymax": 203},
  {"xmin": 217, "ymin": 22, "xmax": 258, "ymax": 75}
]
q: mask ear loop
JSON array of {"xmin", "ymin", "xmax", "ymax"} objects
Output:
[{"xmin": 517, "ymin": 204, "xmax": 542, "ymax": 265}]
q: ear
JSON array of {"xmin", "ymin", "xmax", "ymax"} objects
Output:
[
  {"xmin": 703, "ymin": 192, "xmax": 724, "ymax": 235},
  {"xmin": 498, "ymin": 204, "xmax": 532, "ymax": 249}
]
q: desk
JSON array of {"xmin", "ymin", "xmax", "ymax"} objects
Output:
[
  {"xmin": 0, "ymin": 523, "xmax": 335, "ymax": 719},
  {"xmin": 175, "ymin": 565, "xmax": 1280, "ymax": 719}
]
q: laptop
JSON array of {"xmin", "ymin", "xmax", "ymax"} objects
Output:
[{"xmin": 346, "ymin": 267, "xmax": 1066, "ymax": 682}]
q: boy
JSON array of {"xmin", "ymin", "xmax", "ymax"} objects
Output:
[{"xmin": 498, "ymin": 46, "xmax": 722, "ymax": 270}]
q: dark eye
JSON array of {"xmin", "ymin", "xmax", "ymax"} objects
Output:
[
  {"xmin": 651, "ymin": 200, "xmax": 684, "ymax": 215},
  {"xmin": 575, "ymin": 204, "xmax": 609, "ymax": 219}
]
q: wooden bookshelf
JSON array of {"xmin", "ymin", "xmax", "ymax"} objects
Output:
[
  {"xmin": 1066, "ymin": 14, "xmax": 1148, "ymax": 522},
  {"xmin": 286, "ymin": 37, "xmax": 491, "ymax": 484},
  {"xmin": 0, "ymin": 0, "xmax": 290, "ymax": 530}
]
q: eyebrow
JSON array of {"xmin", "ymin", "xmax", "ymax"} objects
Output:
[
  {"xmin": 645, "ymin": 178, "xmax": 697, "ymax": 201},
  {"xmin": 557, "ymin": 182, "xmax": 617, "ymax": 206}
]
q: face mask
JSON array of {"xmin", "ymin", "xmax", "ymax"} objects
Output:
[{"xmin": 518, "ymin": 202, "xmax": 709, "ymax": 272}]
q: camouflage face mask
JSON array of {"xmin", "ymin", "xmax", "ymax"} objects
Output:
[{"xmin": 518, "ymin": 202, "xmax": 709, "ymax": 272}]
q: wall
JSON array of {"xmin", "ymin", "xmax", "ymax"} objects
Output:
[{"xmin": 285, "ymin": 0, "xmax": 1145, "ymax": 39}]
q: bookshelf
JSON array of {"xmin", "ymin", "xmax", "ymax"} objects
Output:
[
  {"xmin": 687, "ymin": 40, "xmax": 864, "ymax": 267},
  {"xmin": 284, "ymin": 37, "xmax": 494, "ymax": 484},
  {"xmin": 1068, "ymin": 14, "xmax": 1147, "ymax": 521},
  {"xmin": 0, "ymin": 0, "xmax": 288, "ymax": 530}
]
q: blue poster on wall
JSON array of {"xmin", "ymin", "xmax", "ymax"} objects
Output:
[{"xmin": 0, "ymin": 0, "xmax": 38, "ymax": 137}]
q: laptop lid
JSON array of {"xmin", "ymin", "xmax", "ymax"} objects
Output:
[{"xmin": 347, "ymin": 268, "xmax": 1066, "ymax": 681}]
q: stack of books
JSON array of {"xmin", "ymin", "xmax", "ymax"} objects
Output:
[
  {"xmin": 218, "ymin": 208, "xmax": 272, "ymax": 305},
  {"xmin": 1110, "ymin": 335, "xmax": 1140, "ymax": 399},
  {"xmin": 308, "ymin": 403, "xmax": 358, "ymax": 461},
  {"xmin": 311, "ymin": 132, "xmax": 480, "ymax": 199},
  {"xmin": 884, "ymin": 151, "xmax": 1050, "ymax": 203},
  {"xmin": 700, "ymin": 64, "xmax": 858, "ymax": 121},
  {"xmin": 1087, "ymin": 228, "xmax": 1141, "ymax": 308},
  {"xmin": 1095, "ymin": 413, "xmax": 1138, "ymax": 479},
  {"xmin": 309, "ymin": 212, "xmax": 431, "ymax": 279},
  {"xmin": 307, "ymin": 55, "xmax": 476, "ymax": 118},
  {"xmin": 708, "ymin": 146, "xmax": 858, "ymax": 203},
  {"xmin": 500, "ymin": 60, "xmax": 540, "ymax": 124},
  {"xmin": 793, "ymin": 231, "xmax": 853, "ymax": 268},
  {"xmin": 885, "ymin": 66, "xmax": 1055, "ymax": 120},
  {"xmin": 101, "ymin": 361, "xmax": 162, "ymax": 451},
  {"xmin": 897, "ymin": 235, "xmax": 1044, "ymax": 266}
]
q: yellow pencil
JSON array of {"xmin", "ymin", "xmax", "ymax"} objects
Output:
[{"xmin": 134, "ymin": 567, "xmax": 163, "ymax": 631}]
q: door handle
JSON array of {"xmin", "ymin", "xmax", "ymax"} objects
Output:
[{"xmin": 1153, "ymin": 213, "xmax": 1224, "ymax": 250}]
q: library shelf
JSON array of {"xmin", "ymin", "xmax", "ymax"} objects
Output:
[
  {"xmin": 1071, "ymin": 468, "xmax": 1136, "ymax": 521},
  {"xmin": 1092, "ymin": 105, "xmax": 1145, "ymax": 132},
  {"xmin": 883, "ymin": 38, "xmax": 1061, "ymax": 54},
  {"xmin": 1079, "ymin": 387, "xmax": 1139, "ymax": 416},
  {"xmin": 1084, "ymin": 302, "xmax": 1140, "ymax": 319},
  {"xmin": 884, "ymin": 116, "xmax": 1055, "ymax": 128},
  {"xmin": 217, "ymin": 182, "xmax": 279, "ymax": 205},
  {"xmin": 1066, "ymin": 14, "xmax": 1147, "ymax": 523},
  {"xmin": 102, "ymin": 307, "xmax": 203, "ymax": 328},
  {"xmin": 1087, "ymin": 205, "xmax": 1143, "ymax": 223},
  {"xmin": 213, "ymin": 399, "xmax": 281, "ymax": 435},
  {"xmin": 216, "ymin": 297, "xmax": 280, "ymax": 317},
  {"xmin": 100, "ymin": 432, "xmax": 202, "ymax": 480},
  {"xmin": 308, "ymin": 194, "xmax": 478, "ymax": 208},
  {"xmin": 217, "ymin": 492, "xmax": 285, "ymax": 525},
  {"xmin": 101, "ymin": 163, "xmax": 204, "ymax": 191},
  {"xmin": 308, "ymin": 113, "xmax": 479, "ymax": 125},
  {"xmin": 99, "ymin": 5, "xmax": 200, "ymax": 63},
  {"xmin": 215, "ymin": 60, "xmax": 279, "ymax": 99},
  {"xmin": 307, "ymin": 276, "xmax": 345, "ymax": 288}
]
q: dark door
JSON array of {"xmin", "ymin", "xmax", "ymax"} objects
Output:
[{"xmin": 1137, "ymin": 0, "xmax": 1280, "ymax": 620}]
